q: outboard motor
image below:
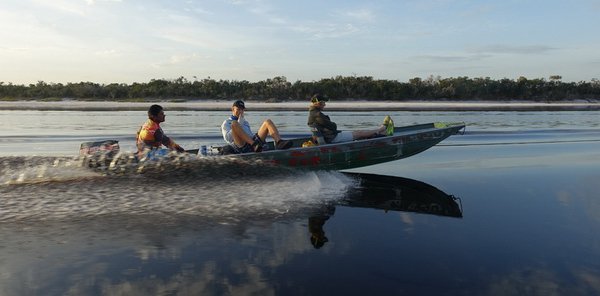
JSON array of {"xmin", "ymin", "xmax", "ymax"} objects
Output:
[{"xmin": 79, "ymin": 140, "xmax": 120, "ymax": 168}]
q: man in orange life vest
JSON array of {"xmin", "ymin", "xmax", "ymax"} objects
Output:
[{"xmin": 136, "ymin": 104, "xmax": 184, "ymax": 156}]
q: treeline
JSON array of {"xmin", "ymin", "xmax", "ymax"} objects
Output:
[{"xmin": 1, "ymin": 75, "xmax": 599, "ymax": 101}]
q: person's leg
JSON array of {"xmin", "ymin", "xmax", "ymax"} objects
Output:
[
  {"xmin": 257, "ymin": 119, "xmax": 293, "ymax": 149},
  {"xmin": 230, "ymin": 121, "xmax": 253, "ymax": 147},
  {"xmin": 330, "ymin": 131, "xmax": 353, "ymax": 143},
  {"xmin": 256, "ymin": 119, "xmax": 282, "ymax": 142},
  {"xmin": 351, "ymin": 125, "xmax": 386, "ymax": 140}
]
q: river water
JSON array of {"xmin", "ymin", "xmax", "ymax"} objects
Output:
[{"xmin": 1, "ymin": 109, "xmax": 600, "ymax": 295}]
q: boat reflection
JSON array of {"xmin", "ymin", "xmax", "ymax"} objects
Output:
[
  {"xmin": 308, "ymin": 173, "xmax": 462, "ymax": 248},
  {"xmin": 0, "ymin": 172, "xmax": 465, "ymax": 295},
  {"xmin": 342, "ymin": 172, "xmax": 463, "ymax": 218}
]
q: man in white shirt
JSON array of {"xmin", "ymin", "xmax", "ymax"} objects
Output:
[{"xmin": 221, "ymin": 100, "xmax": 292, "ymax": 153}]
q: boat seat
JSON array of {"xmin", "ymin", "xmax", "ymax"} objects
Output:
[{"xmin": 309, "ymin": 125, "xmax": 327, "ymax": 145}]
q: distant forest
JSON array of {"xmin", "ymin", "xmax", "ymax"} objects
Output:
[{"xmin": 1, "ymin": 75, "xmax": 599, "ymax": 101}]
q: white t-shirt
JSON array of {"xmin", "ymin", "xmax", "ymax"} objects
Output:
[{"xmin": 221, "ymin": 115, "xmax": 253, "ymax": 147}]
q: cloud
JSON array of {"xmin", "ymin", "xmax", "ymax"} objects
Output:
[
  {"xmin": 151, "ymin": 53, "xmax": 205, "ymax": 68},
  {"xmin": 0, "ymin": 46, "xmax": 31, "ymax": 53},
  {"xmin": 86, "ymin": 0, "xmax": 122, "ymax": 5},
  {"xmin": 243, "ymin": 1, "xmax": 289, "ymax": 25},
  {"xmin": 168, "ymin": 53, "xmax": 201, "ymax": 64},
  {"xmin": 472, "ymin": 45, "xmax": 558, "ymax": 55},
  {"xmin": 485, "ymin": 266, "xmax": 600, "ymax": 295},
  {"xmin": 459, "ymin": 4, "xmax": 497, "ymax": 18},
  {"xmin": 188, "ymin": 7, "xmax": 213, "ymax": 15},
  {"xmin": 415, "ymin": 54, "xmax": 491, "ymax": 63},
  {"xmin": 227, "ymin": 0, "xmax": 247, "ymax": 5},
  {"xmin": 0, "ymin": 9, "xmax": 79, "ymax": 51},
  {"xmin": 31, "ymin": 0, "xmax": 88, "ymax": 16},
  {"xmin": 342, "ymin": 8, "xmax": 375, "ymax": 22},
  {"xmin": 94, "ymin": 49, "xmax": 120, "ymax": 56},
  {"xmin": 156, "ymin": 27, "xmax": 241, "ymax": 49},
  {"xmin": 292, "ymin": 23, "xmax": 360, "ymax": 39}
]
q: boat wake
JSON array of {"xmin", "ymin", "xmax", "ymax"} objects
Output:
[
  {"xmin": 439, "ymin": 128, "xmax": 600, "ymax": 147},
  {"xmin": 0, "ymin": 154, "xmax": 356, "ymax": 224}
]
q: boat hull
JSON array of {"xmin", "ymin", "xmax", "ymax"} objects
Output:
[{"xmin": 221, "ymin": 122, "xmax": 465, "ymax": 170}]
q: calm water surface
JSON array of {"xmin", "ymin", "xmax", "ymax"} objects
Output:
[{"xmin": 1, "ymin": 110, "xmax": 600, "ymax": 295}]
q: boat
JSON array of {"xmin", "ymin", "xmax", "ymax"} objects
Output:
[
  {"xmin": 80, "ymin": 122, "xmax": 465, "ymax": 171},
  {"xmin": 206, "ymin": 122, "xmax": 465, "ymax": 170}
]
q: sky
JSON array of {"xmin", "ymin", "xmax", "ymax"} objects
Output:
[{"xmin": 1, "ymin": 0, "xmax": 599, "ymax": 85}]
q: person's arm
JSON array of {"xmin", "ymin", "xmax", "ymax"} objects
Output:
[
  {"xmin": 314, "ymin": 111, "xmax": 337, "ymax": 132},
  {"xmin": 155, "ymin": 128, "xmax": 184, "ymax": 152},
  {"xmin": 221, "ymin": 118, "xmax": 234, "ymax": 145}
]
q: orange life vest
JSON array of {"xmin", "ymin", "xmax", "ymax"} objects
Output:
[{"xmin": 136, "ymin": 119, "xmax": 171, "ymax": 153}]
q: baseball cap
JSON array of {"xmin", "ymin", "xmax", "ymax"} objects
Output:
[
  {"xmin": 232, "ymin": 100, "xmax": 246, "ymax": 109},
  {"xmin": 310, "ymin": 94, "xmax": 329, "ymax": 103}
]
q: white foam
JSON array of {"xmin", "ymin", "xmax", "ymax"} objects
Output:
[
  {"xmin": 0, "ymin": 158, "xmax": 102, "ymax": 185},
  {"xmin": 0, "ymin": 157, "xmax": 356, "ymax": 223}
]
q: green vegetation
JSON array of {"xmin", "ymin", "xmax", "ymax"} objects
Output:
[
  {"xmin": 39, "ymin": 97, "xmax": 63, "ymax": 102},
  {"xmin": 1, "ymin": 75, "xmax": 599, "ymax": 101},
  {"xmin": 0, "ymin": 97, "xmax": 20, "ymax": 101}
]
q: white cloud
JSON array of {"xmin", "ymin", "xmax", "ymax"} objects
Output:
[
  {"xmin": 342, "ymin": 8, "xmax": 375, "ymax": 22},
  {"xmin": 244, "ymin": 1, "xmax": 289, "ymax": 25},
  {"xmin": 151, "ymin": 53, "xmax": 204, "ymax": 68},
  {"xmin": 227, "ymin": 0, "xmax": 249, "ymax": 5},
  {"xmin": 86, "ymin": 0, "xmax": 122, "ymax": 5},
  {"xmin": 472, "ymin": 45, "xmax": 558, "ymax": 55},
  {"xmin": 156, "ymin": 28, "xmax": 234, "ymax": 49},
  {"xmin": 292, "ymin": 23, "xmax": 360, "ymax": 39},
  {"xmin": 94, "ymin": 49, "xmax": 120, "ymax": 56},
  {"xmin": 415, "ymin": 53, "xmax": 491, "ymax": 63},
  {"xmin": 103, "ymin": 0, "xmax": 122, "ymax": 3},
  {"xmin": 31, "ymin": 0, "xmax": 88, "ymax": 16},
  {"xmin": 459, "ymin": 3, "xmax": 496, "ymax": 18},
  {"xmin": 0, "ymin": 9, "xmax": 74, "ymax": 50},
  {"xmin": 1, "ymin": 0, "xmax": 599, "ymax": 83},
  {"xmin": 189, "ymin": 7, "xmax": 213, "ymax": 15}
]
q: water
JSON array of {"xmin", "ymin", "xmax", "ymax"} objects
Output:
[{"xmin": 1, "ymin": 109, "xmax": 600, "ymax": 295}]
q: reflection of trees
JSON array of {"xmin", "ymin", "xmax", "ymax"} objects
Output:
[{"xmin": 2, "ymin": 75, "xmax": 599, "ymax": 101}]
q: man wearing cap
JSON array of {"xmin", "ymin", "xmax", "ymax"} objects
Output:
[
  {"xmin": 308, "ymin": 94, "xmax": 394, "ymax": 144},
  {"xmin": 221, "ymin": 100, "xmax": 293, "ymax": 153}
]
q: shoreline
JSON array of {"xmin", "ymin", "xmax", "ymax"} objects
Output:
[{"xmin": 2, "ymin": 100, "xmax": 600, "ymax": 111}]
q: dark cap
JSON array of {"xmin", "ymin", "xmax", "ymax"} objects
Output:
[
  {"xmin": 232, "ymin": 100, "xmax": 246, "ymax": 109},
  {"xmin": 310, "ymin": 94, "xmax": 329, "ymax": 103}
]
